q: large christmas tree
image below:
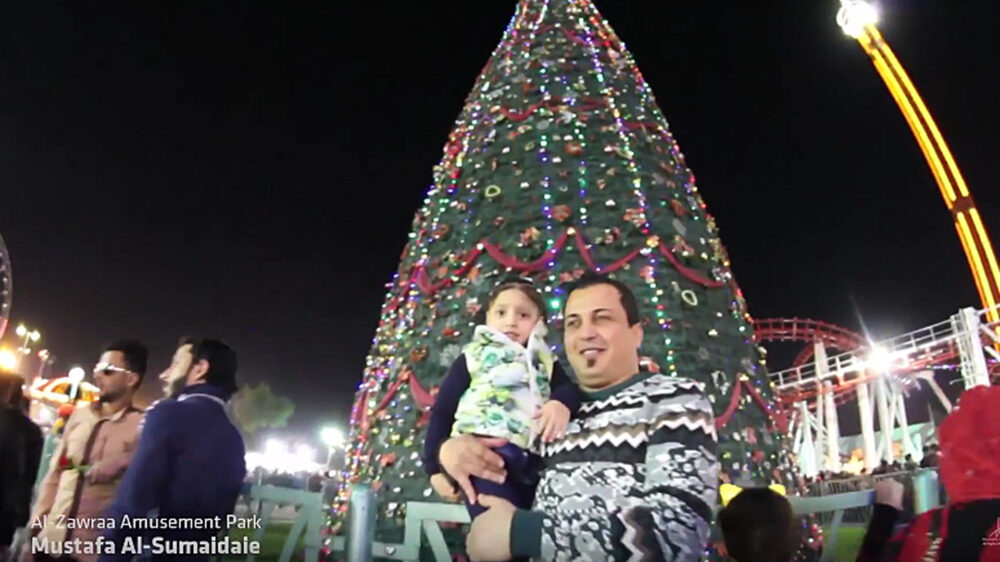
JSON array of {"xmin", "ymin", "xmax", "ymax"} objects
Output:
[{"xmin": 332, "ymin": 0, "xmax": 819, "ymax": 558}]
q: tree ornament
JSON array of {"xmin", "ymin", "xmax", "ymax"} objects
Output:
[
  {"xmin": 409, "ymin": 347, "xmax": 428, "ymax": 363},
  {"xmin": 672, "ymin": 218, "xmax": 688, "ymax": 237},
  {"xmin": 672, "ymin": 234, "xmax": 695, "ymax": 257},
  {"xmin": 681, "ymin": 290, "xmax": 699, "ymax": 307},
  {"xmin": 669, "ymin": 199, "xmax": 689, "ymax": 217},
  {"xmin": 493, "ymin": 216, "xmax": 505, "ymax": 227},
  {"xmin": 564, "ymin": 141, "xmax": 584, "ymax": 157},
  {"xmin": 433, "ymin": 224, "xmax": 450, "ymax": 240},
  {"xmin": 639, "ymin": 265, "xmax": 655, "ymax": 283},
  {"xmin": 623, "ymin": 207, "xmax": 645, "ymax": 227},
  {"xmin": 602, "ymin": 227, "xmax": 622, "ymax": 245},
  {"xmin": 519, "ymin": 227, "xmax": 541, "ymax": 246},
  {"xmin": 551, "ymin": 205, "xmax": 572, "ymax": 222},
  {"xmin": 485, "ymin": 185, "xmax": 502, "ymax": 199},
  {"xmin": 645, "ymin": 235, "xmax": 660, "ymax": 248},
  {"xmin": 379, "ymin": 452, "xmax": 398, "ymax": 467}
]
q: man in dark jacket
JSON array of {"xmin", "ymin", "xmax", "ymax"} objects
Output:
[
  {"xmin": 99, "ymin": 338, "xmax": 246, "ymax": 562},
  {"xmin": 0, "ymin": 372, "xmax": 43, "ymax": 557}
]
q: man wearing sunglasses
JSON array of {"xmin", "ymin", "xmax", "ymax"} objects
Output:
[{"xmin": 28, "ymin": 340, "xmax": 147, "ymax": 562}]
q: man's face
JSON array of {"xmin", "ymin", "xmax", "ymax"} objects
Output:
[
  {"xmin": 562, "ymin": 283, "xmax": 642, "ymax": 390},
  {"xmin": 159, "ymin": 344, "xmax": 193, "ymax": 397},
  {"xmin": 93, "ymin": 351, "xmax": 139, "ymax": 403}
]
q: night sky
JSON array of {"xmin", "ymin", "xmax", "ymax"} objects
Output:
[{"xmin": 0, "ymin": 1, "xmax": 996, "ymax": 444}]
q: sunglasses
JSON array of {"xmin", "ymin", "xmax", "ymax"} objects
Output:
[{"xmin": 93, "ymin": 362, "xmax": 132, "ymax": 376}]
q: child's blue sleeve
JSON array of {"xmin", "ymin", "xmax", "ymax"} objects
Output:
[
  {"xmin": 548, "ymin": 360, "xmax": 582, "ymax": 416},
  {"xmin": 423, "ymin": 354, "xmax": 471, "ymax": 475}
]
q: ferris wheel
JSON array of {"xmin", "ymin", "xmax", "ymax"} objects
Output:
[{"xmin": 0, "ymin": 233, "xmax": 11, "ymax": 340}]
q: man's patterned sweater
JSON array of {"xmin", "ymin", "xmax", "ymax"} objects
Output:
[{"xmin": 510, "ymin": 373, "xmax": 719, "ymax": 561}]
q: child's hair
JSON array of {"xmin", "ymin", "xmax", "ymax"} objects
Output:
[
  {"xmin": 718, "ymin": 487, "xmax": 800, "ymax": 562},
  {"xmin": 479, "ymin": 276, "xmax": 548, "ymax": 323}
]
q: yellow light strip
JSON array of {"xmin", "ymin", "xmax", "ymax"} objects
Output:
[
  {"xmin": 868, "ymin": 26, "xmax": 970, "ymax": 199},
  {"xmin": 970, "ymin": 208, "xmax": 1000, "ymax": 292},
  {"xmin": 862, "ymin": 30, "xmax": 957, "ymax": 205},
  {"xmin": 955, "ymin": 216, "xmax": 990, "ymax": 310},
  {"xmin": 957, "ymin": 213, "xmax": 998, "ymax": 312},
  {"xmin": 856, "ymin": 23, "xmax": 1000, "ymax": 327}
]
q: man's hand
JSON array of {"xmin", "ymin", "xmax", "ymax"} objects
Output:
[
  {"xmin": 534, "ymin": 400, "xmax": 570, "ymax": 442},
  {"xmin": 438, "ymin": 434, "xmax": 507, "ymax": 505},
  {"xmin": 429, "ymin": 473, "xmax": 461, "ymax": 502},
  {"xmin": 874, "ymin": 478, "xmax": 905, "ymax": 510},
  {"xmin": 466, "ymin": 495, "xmax": 515, "ymax": 561}
]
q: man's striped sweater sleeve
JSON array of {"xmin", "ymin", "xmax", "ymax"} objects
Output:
[{"xmin": 631, "ymin": 385, "xmax": 719, "ymax": 560}]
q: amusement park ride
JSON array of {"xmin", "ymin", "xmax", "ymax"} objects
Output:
[{"xmin": 750, "ymin": 1, "xmax": 1000, "ymax": 477}]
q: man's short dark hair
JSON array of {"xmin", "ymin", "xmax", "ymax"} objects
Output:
[
  {"xmin": 180, "ymin": 337, "xmax": 238, "ymax": 396},
  {"xmin": 561, "ymin": 272, "xmax": 641, "ymax": 326},
  {"xmin": 105, "ymin": 339, "xmax": 149, "ymax": 379},
  {"xmin": 719, "ymin": 487, "xmax": 800, "ymax": 562},
  {"xmin": 0, "ymin": 372, "xmax": 25, "ymax": 406}
]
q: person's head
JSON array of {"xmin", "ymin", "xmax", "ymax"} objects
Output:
[
  {"xmin": 0, "ymin": 371, "xmax": 25, "ymax": 407},
  {"xmin": 483, "ymin": 277, "xmax": 547, "ymax": 346},
  {"xmin": 169, "ymin": 337, "xmax": 238, "ymax": 398},
  {"xmin": 719, "ymin": 487, "xmax": 800, "ymax": 562},
  {"xmin": 931, "ymin": 443, "xmax": 939, "ymax": 452},
  {"xmin": 159, "ymin": 338, "xmax": 195, "ymax": 397},
  {"xmin": 905, "ymin": 454, "xmax": 913, "ymax": 461},
  {"xmin": 561, "ymin": 273, "xmax": 642, "ymax": 390},
  {"xmin": 94, "ymin": 339, "xmax": 147, "ymax": 404}
]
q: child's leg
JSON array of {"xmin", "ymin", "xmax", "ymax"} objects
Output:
[
  {"xmin": 464, "ymin": 444, "xmax": 539, "ymax": 519},
  {"xmin": 465, "ymin": 476, "xmax": 525, "ymax": 519}
]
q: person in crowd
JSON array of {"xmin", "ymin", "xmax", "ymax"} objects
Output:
[
  {"xmin": 423, "ymin": 277, "xmax": 581, "ymax": 519},
  {"xmin": 0, "ymin": 372, "xmax": 43, "ymax": 559},
  {"xmin": 718, "ymin": 485, "xmax": 800, "ymax": 562},
  {"xmin": 919, "ymin": 444, "xmax": 939, "ymax": 469},
  {"xmin": 28, "ymin": 340, "xmax": 147, "ymax": 562},
  {"xmin": 856, "ymin": 385, "xmax": 1000, "ymax": 561}
]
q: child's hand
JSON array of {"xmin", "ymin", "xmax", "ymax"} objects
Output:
[
  {"xmin": 534, "ymin": 400, "xmax": 570, "ymax": 443},
  {"xmin": 430, "ymin": 473, "xmax": 461, "ymax": 502}
]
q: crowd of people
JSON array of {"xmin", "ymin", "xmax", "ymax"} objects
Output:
[
  {"xmin": 3, "ymin": 272, "xmax": 1000, "ymax": 562},
  {"xmin": 0, "ymin": 337, "xmax": 246, "ymax": 562}
]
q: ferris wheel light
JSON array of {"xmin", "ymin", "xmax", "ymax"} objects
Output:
[{"xmin": 837, "ymin": 1, "xmax": 878, "ymax": 38}]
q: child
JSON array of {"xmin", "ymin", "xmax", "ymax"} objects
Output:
[
  {"xmin": 718, "ymin": 485, "xmax": 801, "ymax": 562},
  {"xmin": 423, "ymin": 277, "xmax": 581, "ymax": 519}
]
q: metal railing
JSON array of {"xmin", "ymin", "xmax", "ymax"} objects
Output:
[
  {"xmin": 336, "ymin": 470, "xmax": 942, "ymax": 562},
  {"xmin": 231, "ymin": 484, "xmax": 327, "ymax": 562}
]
